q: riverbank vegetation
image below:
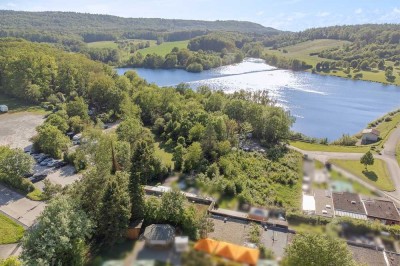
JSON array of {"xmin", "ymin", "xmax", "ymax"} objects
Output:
[{"xmin": 329, "ymin": 159, "xmax": 394, "ymax": 191}]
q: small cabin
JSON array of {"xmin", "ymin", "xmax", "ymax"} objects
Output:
[
  {"xmin": 361, "ymin": 128, "xmax": 380, "ymax": 144},
  {"xmin": 0, "ymin": 105, "xmax": 8, "ymax": 112}
]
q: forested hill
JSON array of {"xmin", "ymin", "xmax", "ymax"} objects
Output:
[{"xmin": 0, "ymin": 10, "xmax": 279, "ymax": 41}]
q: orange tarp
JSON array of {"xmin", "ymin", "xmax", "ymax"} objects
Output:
[
  {"xmin": 194, "ymin": 238, "xmax": 219, "ymax": 253},
  {"xmin": 194, "ymin": 238, "xmax": 260, "ymax": 265}
]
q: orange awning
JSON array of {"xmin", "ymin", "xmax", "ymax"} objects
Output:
[
  {"xmin": 194, "ymin": 238, "xmax": 219, "ymax": 254},
  {"xmin": 194, "ymin": 238, "xmax": 260, "ymax": 265},
  {"xmin": 236, "ymin": 249, "xmax": 260, "ymax": 265}
]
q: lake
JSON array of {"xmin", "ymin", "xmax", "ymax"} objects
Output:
[{"xmin": 116, "ymin": 58, "xmax": 400, "ymax": 140}]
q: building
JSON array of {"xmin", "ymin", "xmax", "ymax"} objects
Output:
[
  {"xmin": 313, "ymin": 189, "xmax": 334, "ymax": 217},
  {"xmin": 127, "ymin": 219, "xmax": 143, "ymax": 240},
  {"xmin": 361, "ymin": 128, "xmax": 380, "ymax": 144},
  {"xmin": 302, "ymin": 194, "xmax": 316, "ymax": 215},
  {"xmin": 363, "ymin": 198, "xmax": 400, "ymax": 225},
  {"xmin": 332, "ymin": 192, "xmax": 367, "ymax": 220},
  {"xmin": 142, "ymin": 224, "xmax": 175, "ymax": 248},
  {"xmin": 0, "ymin": 105, "xmax": 8, "ymax": 112}
]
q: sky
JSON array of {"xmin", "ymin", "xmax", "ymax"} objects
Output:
[{"xmin": 0, "ymin": 0, "xmax": 399, "ymax": 31}]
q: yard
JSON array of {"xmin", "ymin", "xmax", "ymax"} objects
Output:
[
  {"xmin": 290, "ymin": 141, "xmax": 369, "ymax": 153},
  {"xmin": 329, "ymin": 159, "xmax": 394, "ymax": 191},
  {"xmin": 329, "ymin": 169, "xmax": 376, "ymax": 196},
  {"xmin": 0, "ymin": 214, "xmax": 24, "ymax": 244},
  {"xmin": 154, "ymin": 142, "xmax": 174, "ymax": 170}
]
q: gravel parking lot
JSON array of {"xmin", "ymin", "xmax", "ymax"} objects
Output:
[
  {"xmin": 0, "ymin": 112, "xmax": 44, "ymax": 150},
  {"xmin": 33, "ymin": 165, "xmax": 81, "ymax": 190}
]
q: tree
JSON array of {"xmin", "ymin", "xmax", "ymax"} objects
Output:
[
  {"xmin": 159, "ymin": 190, "xmax": 186, "ymax": 226},
  {"xmin": 173, "ymin": 144, "xmax": 185, "ymax": 171},
  {"xmin": 66, "ymin": 97, "xmax": 89, "ymax": 120},
  {"xmin": 283, "ymin": 234, "xmax": 356, "ymax": 266},
  {"xmin": 42, "ymin": 179, "xmax": 63, "ymax": 200},
  {"xmin": 45, "ymin": 114, "xmax": 69, "ymax": 132},
  {"xmin": 21, "ymin": 196, "xmax": 92, "ymax": 265},
  {"xmin": 32, "ymin": 124, "xmax": 70, "ymax": 158},
  {"xmin": 0, "ymin": 256, "xmax": 21, "ymax": 266},
  {"xmin": 116, "ymin": 117, "xmax": 143, "ymax": 145},
  {"xmin": 360, "ymin": 151, "xmax": 374, "ymax": 171},
  {"xmin": 198, "ymin": 213, "xmax": 214, "ymax": 238},
  {"xmin": 184, "ymin": 142, "xmax": 203, "ymax": 172},
  {"xmin": 98, "ymin": 172, "xmax": 131, "ymax": 245}
]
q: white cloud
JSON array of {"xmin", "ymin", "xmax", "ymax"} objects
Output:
[
  {"xmin": 355, "ymin": 8, "xmax": 362, "ymax": 14},
  {"xmin": 256, "ymin": 11, "xmax": 264, "ymax": 16},
  {"xmin": 394, "ymin": 7, "xmax": 400, "ymax": 14},
  {"xmin": 317, "ymin": 12, "xmax": 330, "ymax": 17}
]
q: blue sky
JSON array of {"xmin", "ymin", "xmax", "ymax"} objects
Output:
[{"xmin": 0, "ymin": 0, "xmax": 399, "ymax": 31}]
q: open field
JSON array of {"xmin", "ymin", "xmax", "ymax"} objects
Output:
[
  {"xmin": 0, "ymin": 94, "xmax": 44, "ymax": 113},
  {"xmin": 138, "ymin": 41, "xmax": 189, "ymax": 57},
  {"xmin": 0, "ymin": 213, "xmax": 24, "ymax": 244},
  {"xmin": 329, "ymin": 159, "xmax": 394, "ymax": 191},
  {"xmin": 265, "ymin": 39, "xmax": 400, "ymax": 85},
  {"xmin": 266, "ymin": 39, "xmax": 351, "ymax": 65},
  {"xmin": 290, "ymin": 141, "xmax": 369, "ymax": 153},
  {"xmin": 397, "ymin": 142, "xmax": 400, "ymax": 166},
  {"xmin": 87, "ymin": 41, "xmax": 119, "ymax": 49}
]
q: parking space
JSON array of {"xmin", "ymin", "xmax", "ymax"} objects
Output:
[
  {"xmin": 0, "ymin": 184, "xmax": 46, "ymax": 227},
  {"xmin": 261, "ymin": 227, "xmax": 290, "ymax": 259},
  {"xmin": 0, "ymin": 112, "xmax": 44, "ymax": 149},
  {"xmin": 34, "ymin": 165, "xmax": 81, "ymax": 190}
]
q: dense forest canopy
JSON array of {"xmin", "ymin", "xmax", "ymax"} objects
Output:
[{"xmin": 0, "ymin": 10, "xmax": 280, "ymax": 43}]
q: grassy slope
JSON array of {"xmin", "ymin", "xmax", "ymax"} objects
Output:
[
  {"xmin": 0, "ymin": 213, "xmax": 24, "ymax": 244},
  {"xmin": 87, "ymin": 41, "xmax": 119, "ymax": 49},
  {"xmin": 329, "ymin": 159, "xmax": 394, "ymax": 191},
  {"xmin": 266, "ymin": 39, "xmax": 351, "ymax": 65},
  {"xmin": 373, "ymin": 111, "xmax": 400, "ymax": 150},
  {"xmin": 138, "ymin": 41, "xmax": 189, "ymax": 57},
  {"xmin": 265, "ymin": 39, "xmax": 400, "ymax": 86},
  {"xmin": 290, "ymin": 141, "xmax": 369, "ymax": 153}
]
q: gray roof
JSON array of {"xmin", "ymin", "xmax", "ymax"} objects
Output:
[
  {"xmin": 332, "ymin": 192, "xmax": 366, "ymax": 215},
  {"xmin": 364, "ymin": 199, "xmax": 400, "ymax": 222},
  {"xmin": 348, "ymin": 244, "xmax": 386, "ymax": 266},
  {"xmin": 143, "ymin": 224, "xmax": 175, "ymax": 241}
]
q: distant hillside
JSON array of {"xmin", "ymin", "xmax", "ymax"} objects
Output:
[{"xmin": 0, "ymin": 10, "xmax": 280, "ymax": 39}]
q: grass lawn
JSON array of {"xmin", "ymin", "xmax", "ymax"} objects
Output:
[
  {"xmin": 138, "ymin": 41, "xmax": 189, "ymax": 57},
  {"xmin": 0, "ymin": 213, "xmax": 24, "ymax": 244},
  {"xmin": 154, "ymin": 142, "xmax": 174, "ymax": 170},
  {"xmin": 290, "ymin": 141, "xmax": 369, "ymax": 153},
  {"xmin": 329, "ymin": 159, "xmax": 394, "ymax": 191},
  {"xmin": 396, "ymin": 141, "xmax": 400, "ymax": 166},
  {"xmin": 329, "ymin": 169, "xmax": 376, "ymax": 196},
  {"xmin": 0, "ymin": 93, "xmax": 45, "ymax": 113},
  {"xmin": 27, "ymin": 188, "xmax": 45, "ymax": 201},
  {"xmin": 373, "ymin": 111, "xmax": 400, "ymax": 150}
]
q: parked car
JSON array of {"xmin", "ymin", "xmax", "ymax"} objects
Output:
[
  {"xmin": 40, "ymin": 158, "xmax": 53, "ymax": 166},
  {"xmin": 23, "ymin": 172, "xmax": 34, "ymax": 178},
  {"xmin": 47, "ymin": 160, "xmax": 59, "ymax": 167},
  {"xmin": 30, "ymin": 174, "xmax": 47, "ymax": 183},
  {"xmin": 54, "ymin": 161, "xmax": 68, "ymax": 169}
]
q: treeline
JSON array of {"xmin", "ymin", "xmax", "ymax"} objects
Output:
[
  {"xmin": 263, "ymin": 53, "xmax": 312, "ymax": 71},
  {"xmin": 128, "ymin": 47, "xmax": 244, "ymax": 72}
]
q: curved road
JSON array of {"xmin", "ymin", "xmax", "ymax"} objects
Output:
[{"xmin": 289, "ymin": 125, "xmax": 400, "ymax": 204}]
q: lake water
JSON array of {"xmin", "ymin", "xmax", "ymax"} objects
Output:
[{"xmin": 116, "ymin": 58, "xmax": 400, "ymax": 140}]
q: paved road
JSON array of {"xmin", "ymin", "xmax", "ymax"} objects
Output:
[{"xmin": 0, "ymin": 184, "xmax": 46, "ymax": 227}]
